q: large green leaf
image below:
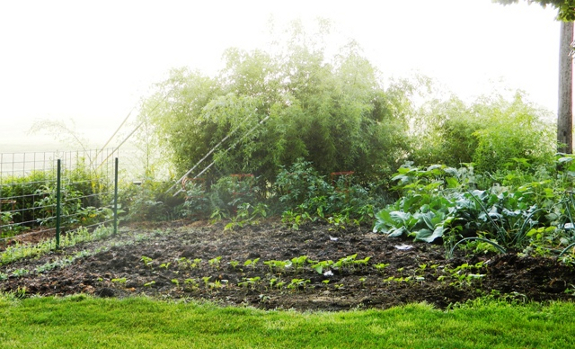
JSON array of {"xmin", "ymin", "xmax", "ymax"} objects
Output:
[{"xmin": 413, "ymin": 225, "xmax": 445, "ymax": 243}]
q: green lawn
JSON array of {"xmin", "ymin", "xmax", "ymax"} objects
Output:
[{"xmin": 0, "ymin": 295, "xmax": 573, "ymax": 348}]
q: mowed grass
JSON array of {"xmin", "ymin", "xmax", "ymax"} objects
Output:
[{"xmin": 0, "ymin": 295, "xmax": 573, "ymax": 348}]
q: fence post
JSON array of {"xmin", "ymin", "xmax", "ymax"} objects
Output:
[
  {"xmin": 55, "ymin": 159, "xmax": 61, "ymax": 250},
  {"xmin": 114, "ymin": 157, "xmax": 118, "ymax": 235}
]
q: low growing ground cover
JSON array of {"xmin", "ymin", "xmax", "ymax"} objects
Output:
[
  {"xmin": 1, "ymin": 220, "xmax": 575, "ymax": 311},
  {"xmin": 1, "ymin": 295, "xmax": 573, "ymax": 348}
]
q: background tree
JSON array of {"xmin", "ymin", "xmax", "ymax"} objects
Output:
[
  {"xmin": 410, "ymin": 89, "xmax": 555, "ymax": 171},
  {"xmin": 141, "ymin": 22, "xmax": 412, "ymax": 186},
  {"xmin": 558, "ymin": 21, "xmax": 573, "ymax": 153},
  {"xmin": 494, "ymin": 0, "xmax": 575, "ymax": 153},
  {"xmin": 494, "ymin": 0, "xmax": 575, "ymax": 20}
]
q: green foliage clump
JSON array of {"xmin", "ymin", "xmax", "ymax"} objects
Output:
[
  {"xmin": 0, "ymin": 162, "xmax": 112, "ymax": 230},
  {"xmin": 276, "ymin": 159, "xmax": 387, "ymax": 227},
  {"xmin": 411, "ymin": 92, "xmax": 555, "ymax": 172},
  {"xmin": 373, "ymin": 160, "xmax": 575, "ymax": 256},
  {"xmin": 175, "ymin": 159, "xmax": 386, "ymax": 228},
  {"xmin": 181, "ymin": 174, "xmax": 261, "ymax": 220},
  {"xmin": 142, "ymin": 22, "xmax": 410, "ymax": 185},
  {"xmin": 494, "ymin": 0, "xmax": 575, "ymax": 21},
  {"xmin": 118, "ymin": 179, "xmax": 182, "ymax": 222}
]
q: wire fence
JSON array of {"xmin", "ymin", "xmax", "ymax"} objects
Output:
[{"xmin": 0, "ymin": 149, "xmax": 119, "ymax": 249}]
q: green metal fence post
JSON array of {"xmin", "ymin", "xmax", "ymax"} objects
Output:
[
  {"xmin": 55, "ymin": 159, "xmax": 61, "ymax": 250},
  {"xmin": 114, "ymin": 157, "xmax": 118, "ymax": 235}
]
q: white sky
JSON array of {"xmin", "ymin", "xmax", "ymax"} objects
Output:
[{"xmin": 0, "ymin": 0, "xmax": 561, "ymax": 151}]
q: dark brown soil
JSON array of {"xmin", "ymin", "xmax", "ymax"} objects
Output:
[{"xmin": 1, "ymin": 219, "xmax": 575, "ymax": 311}]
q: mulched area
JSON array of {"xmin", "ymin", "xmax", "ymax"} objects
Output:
[{"xmin": 1, "ymin": 219, "xmax": 574, "ymax": 311}]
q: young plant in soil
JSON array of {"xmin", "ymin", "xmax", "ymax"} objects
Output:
[
  {"xmin": 353, "ymin": 256, "xmax": 371, "ymax": 271},
  {"xmin": 374, "ymin": 263, "xmax": 390, "ymax": 274},
  {"xmin": 311, "ymin": 260, "xmax": 334, "ymax": 274},
  {"xmin": 238, "ymin": 276, "xmax": 261, "ymax": 290},
  {"xmin": 229, "ymin": 260, "xmax": 240, "ymax": 270},
  {"xmin": 244, "ymin": 258, "xmax": 260, "ymax": 270},
  {"xmin": 208, "ymin": 280, "xmax": 224, "ymax": 289},
  {"xmin": 264, "ymin": 260, "xmax": 292, "ymax": 274},
  {"xmin": 287, "ymin": 278, "xmax": 311, "ymax": 291},
  {"xmin": 209, "ymin": 256, "xmax": 222, "ymax": 270},
  {"xmin": 177, "ymin": 257, "xmax": 202, "ymax": 270},
  {"xmin": 184, "ymin": 278, "xmax": 199, "ymax": 290},
  {"xmin": 290, "ymin": 256, "xmax": 308, "ymax": 273},
  {"xmin": 11, "ymin": 268, "xmax": 28, "ymax": 277},
  {"xmin": 444, "ymin": 262, "xmax": 486, "ymax": 287},
  {"xmin": 281, "ymin": 210, "xmax": 312, "ymax": 230},
  {"xmin": 334, "ymin": 254, "xmax": 358, "ymax": 272},
  {"xmin": 383, "ymin": 276, "xmax": 412, "ymax": 284},
  {"xmin": 160, "ymin": 262, "xmax": 171, "ymax": 270},
  {"xmin": 141, "ymin": 256, "xmax": 153, "ymax": 269}
]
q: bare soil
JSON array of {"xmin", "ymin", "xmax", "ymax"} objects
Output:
[{"xmin": 1, "ymin": 220, "xmax": 574, "ymax": 311}]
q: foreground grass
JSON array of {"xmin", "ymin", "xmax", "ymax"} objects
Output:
[{"xmin": 0, "ymin": 296, "xmax": 573, "ymax": 348}]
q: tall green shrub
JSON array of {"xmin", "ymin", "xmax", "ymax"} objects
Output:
[
  {"xmin": 141, "ymin": 22, "xmax": 411, "ymax": 186},
  {"xmin": 411, "ymin": 91, "xmax": 555, "ymax": 171}
]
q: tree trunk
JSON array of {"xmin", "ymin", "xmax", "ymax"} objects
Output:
[{"xmin": 558, "ymin": 21, "xmax": 573, "ymax": 154}]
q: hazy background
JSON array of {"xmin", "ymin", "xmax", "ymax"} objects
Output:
[{"xmin": 0, "ymin": 0, "xmax": 560, "ymax": 153}]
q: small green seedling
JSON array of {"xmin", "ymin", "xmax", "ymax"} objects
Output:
[
  {"xmin": 311, "ymin": 260, "xmax": 333, "ymax": 274},
  {"xmin": 176, "ymin": 257, "xmax": 189, "ymax": 268},
  {"xmin": 184, "ymin": 278, "xmax": 199, "ymax": 290},
  {"xmin": 244, "ymin": 258, "xmax": 260, "ymax": 269},
  {"xmin": 16, "ymin": 287, "xmax": 27, "ymax": 298},
  {"xmin": 209, "ymin": 280, "xmax": 223, "ymax": 289},
  {"xmin": 291, "ymin": 256, "xmax": 308, "ymax": 272},
  {"xmin": 238, "ymin": 276, "xmax": 261, "ymax": 289},
  {"xmin": 209, "ymin": 256, "xmax": 222, "ymax": 269},
  {"xmin": 374, "ymin": 263, "xmax": 390, "ymax": 274},
  {"xmin": 160, "ymin": 262, "xmax": 171, "ymax": 269},
  {"xmin": 334, "ymin": 254, "xmax": 357, "ymax": 270},
  {"xmin": 11, "ymin": 268, "xmax": 29, "ymax": 277},
  {"xmin": 287, "ymin": 278, "xmax": 310, "ymax": 291},
  {"xmin": 384, "ymin": 276, "xmax": 410, "ymax": 283},
  {"xmin": 264, "ymin": 260, "xmax": 292, "ymax": 274},
  {"xmin": 144, "ymin": 281, "xmax": 156, "ymax": 287},
  {"xmin": 141, "ymin": 256, "xmax": 153, "ymax": 268},
  {"xmin": 353, "ymin": 256, "xmax": 371, "ymax": 269},
  {"xmin": 111, "ymin": 277, "xmax": 127, "ymax": 284},
  {"xmin": 192, "ymin": 258, "xmax": 202, "ymax": 268}
]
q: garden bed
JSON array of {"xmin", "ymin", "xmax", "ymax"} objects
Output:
[{"xmin": 1, "ymin": 220, "xmax": 574, "ymax": 311}]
